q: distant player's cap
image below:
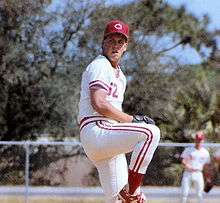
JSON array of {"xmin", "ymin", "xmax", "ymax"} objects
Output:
[
  {"xmin": 104, "ymin": 20, "xmax": 129, "ymax": 40},
  {"xmin": 195, "ymin": 131, "xmax": 205, "ymax": 141}
]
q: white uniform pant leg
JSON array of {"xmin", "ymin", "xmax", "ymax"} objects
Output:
[
  {"xmin": 95, "ymin": 154, "xmax": 128, "ymax": 203},
  {"xmin": 129, "ymin": 124, "xmax": 160, "ymax": 173},
  {"xmin": 80, "ymin": 121, "xmax": 160, "ymax": 201},
  {"xmin": 192, "ymin": 172, "xmax": 204, "ymax": 203},
  {"xmin": 181, "ymin": 171, "xmax": 191, "ymax": 203},
  {"xmin": 81, "ymin": 121, "xmax": 160, "ymax": 168}
]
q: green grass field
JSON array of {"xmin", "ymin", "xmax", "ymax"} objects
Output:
[{"xmin": 0, "ymin": 197, "xmax": 219, "ymax": 203}]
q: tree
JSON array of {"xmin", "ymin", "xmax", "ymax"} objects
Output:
[{"xmin": 0, "ymin": 0, "xmax": 100, "ymax": 140}]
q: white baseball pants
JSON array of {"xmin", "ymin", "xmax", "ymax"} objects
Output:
[
  {"xmin": 181, "ymin": 171, "xmax": 204, "ymax": 203},
  {"xmin": 79, "ymin": 116, "xmax": 160, "ymax": 203}
]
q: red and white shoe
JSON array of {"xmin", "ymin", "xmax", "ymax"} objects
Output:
[
  {"xmin": 138, "ymin": 193, "xmax": 146, "ymax": 203},
  {"xmin": 118, "ymin": 187, "xmax": 146, "ymax": 203}
]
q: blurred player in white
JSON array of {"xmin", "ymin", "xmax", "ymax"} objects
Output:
[
  {"xmin": 180, "ymin": 131, "xmax": 210, "ymax": 203},
  {"xmin": 78, "ymin": 19, "xmax": 160, "ymax": 203}
]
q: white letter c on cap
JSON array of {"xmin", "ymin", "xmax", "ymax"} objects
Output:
[{"xmin": 114, "ymin": 23, "xmax": 122, "ymax": 30}]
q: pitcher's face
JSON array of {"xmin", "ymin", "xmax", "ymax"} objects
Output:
[{"xmin": 102, "ymin": 33, "xmax": 127, "ymax": 67}]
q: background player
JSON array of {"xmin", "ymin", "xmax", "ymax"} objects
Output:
[
  {"xmin": 78, "ymin": 19, "xmax": 160, "ymax": 203},
  {"xmin": 180, "ymin": 131, "xmax": 210, "ymax": 203}
]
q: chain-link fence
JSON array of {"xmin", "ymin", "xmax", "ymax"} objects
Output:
[{"xmin": 0, "ymin": 141, "xmax": 220, "ymax": 203}]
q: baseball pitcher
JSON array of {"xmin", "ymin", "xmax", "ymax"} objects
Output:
[{"xmin": 78, "ymin": 20, "xmax": 160, "ymax": 203}]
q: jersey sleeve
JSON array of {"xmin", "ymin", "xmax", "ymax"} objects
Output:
[
  {"xmin": 87, "ymin": 61, "xmax": 110, "ymax": 94},
  {"xmin": 181, "ymin": 147, "xmax": 190, "ymax": 159}
]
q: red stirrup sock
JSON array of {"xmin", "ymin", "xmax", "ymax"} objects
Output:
[{"xmin": 128, "ymin": 169, "xmax": 144, "ymax": 194}]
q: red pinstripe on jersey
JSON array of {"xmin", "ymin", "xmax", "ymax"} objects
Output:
[{"xmin": 89, "ymin": 80, "xmax": 110, "ymax": 93}]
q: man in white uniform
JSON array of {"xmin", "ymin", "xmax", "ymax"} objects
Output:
[
  {"xmin": 78, "ymin": 19, "xmax": 160, "ymax": 203},
  {"xmin": 180, "ymin": 131, "xmax": 210, "ymax": 203}
]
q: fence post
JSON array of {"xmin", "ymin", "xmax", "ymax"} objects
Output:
[{"xmin": 25, "ymin": 141, "xmax": 30, "ymax": 203}]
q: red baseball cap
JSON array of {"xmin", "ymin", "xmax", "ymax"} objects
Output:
[
  {"xmin": 195, "ymin": 131, "xmax": 205, "ymax": 141},
  {"xmin": 104, "ymin": 20, "xmax": 129, "ymax": 40}
]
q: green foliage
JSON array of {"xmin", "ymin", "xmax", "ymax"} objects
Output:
[
  {"xmin": 145, "ymin": 147, "xmax": 183, "ymax": 186},
  {"xmin": 160, "ymin": 66, "xmax": 219, "ymax": 142},
  {"xmin": 0, "ymin": 0, "xmax": 97, "ymax": 139}
]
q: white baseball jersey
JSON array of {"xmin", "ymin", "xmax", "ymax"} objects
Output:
[
  {"xmin": 181, "ymin": 146, "xmax": 210, "ymax": 171},
  {"xmin": 78, "ymin": 55, "xmax": 126, "ymax": 122}
]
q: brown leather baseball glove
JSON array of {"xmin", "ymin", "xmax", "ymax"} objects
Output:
[
  {"xmin": 203, "ymin": 162, "xmax": 215, "ymax": 193},
  {"xmin": 204, "ymin": 180, "xmax": 214, "ymax": 193}
]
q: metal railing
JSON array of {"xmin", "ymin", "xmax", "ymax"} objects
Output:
[{"xmin": 0, "ymin": 140, "xmax": 82, "ymax": 203}]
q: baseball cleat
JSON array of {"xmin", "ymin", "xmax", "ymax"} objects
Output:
[{"xmin": 118, "ymin": 186, "xmax": 146, "ymax": 203}]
